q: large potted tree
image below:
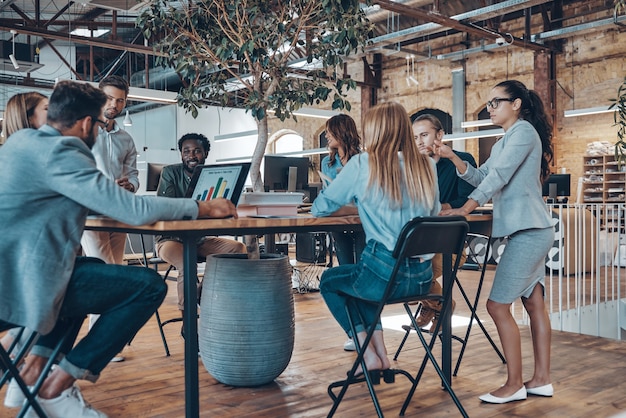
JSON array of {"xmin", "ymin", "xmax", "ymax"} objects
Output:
[{"xmin": 138, "ymin": 0, "xmax": 372, "ymax": 386}]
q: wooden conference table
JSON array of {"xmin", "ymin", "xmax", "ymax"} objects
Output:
[{"xmin": 85, "ymin": 213, "xmax": 492, "ymax": 418}]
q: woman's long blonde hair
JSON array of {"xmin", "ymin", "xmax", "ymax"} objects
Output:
[
  {"xmin": 4, "ymin": 92, "xmax": 48, "ymax": 137},
  {"xmin": 363, "ymin": 102, "xmax": 437, "ymax": 209}
]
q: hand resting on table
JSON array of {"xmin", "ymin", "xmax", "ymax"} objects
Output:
[{"xmin": 197, "ymin": 197, "xmax": 238, "ymax": 219}]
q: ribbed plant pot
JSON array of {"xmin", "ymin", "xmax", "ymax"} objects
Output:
[{"xmin": 199, "ymin": 253, "xmax": 294, "ymax": 386}]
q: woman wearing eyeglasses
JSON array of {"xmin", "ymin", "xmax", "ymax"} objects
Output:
[{"xmin": 435, "ymin": 80, "xmax": 555, "ymax": 404}]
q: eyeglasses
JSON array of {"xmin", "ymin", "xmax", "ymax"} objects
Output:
[
  {"xmin": 93, "ymin": 118, "xmax": 109, "ymax": 128},
  {"xmin": 486, "ymin": 97, "xmax": 515, "ymax": 109}
]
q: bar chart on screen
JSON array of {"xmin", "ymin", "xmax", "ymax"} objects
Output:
[{"xmin": 185, "ymin": 163, "xmax": 251, "ymax": 205}]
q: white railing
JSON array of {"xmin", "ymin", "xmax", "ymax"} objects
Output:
[{"xmin": 512, "ymin": 203, "xmax": 625, "ymax": 340}]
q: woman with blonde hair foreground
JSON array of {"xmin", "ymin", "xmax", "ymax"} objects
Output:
[
  {"xmin": 312, "ymin": 102, "xmax": 440, "ymax": 374},
  {"xmin": 3, "ymin": 91, "xmax": 48, "ymax": 140}
]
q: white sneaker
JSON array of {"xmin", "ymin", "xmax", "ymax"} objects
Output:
[
  {"xmin": 109, "ymin": 356, "xmax": 125, "ymax": 363},
  {"xmin": 4, "ymin": 378, "xmax": 28, "ymax": 408},
  {"xmin": 24, "ymin": 384, "xmax": 107, "ymax": 418},
  {"xmin": 343, "ymin": 338, "xmax": 356, "ymax": 351}
]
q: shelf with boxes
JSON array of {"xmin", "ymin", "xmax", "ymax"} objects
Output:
[
  {"xmin": 582, "ymin": 155, "xmax": 626, "ymax": 203},
  {"xmin": 582, "ymin": 154, "xmax": 626, "ymax": 233}
]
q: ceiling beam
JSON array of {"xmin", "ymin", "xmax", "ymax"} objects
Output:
[
  {"xmin": 0, "ymin": 23, "xmax": 163, "ymax": 56},
  {"xmin": 370, "ymin": 0, "xmax": 551, "ymax": 53}
]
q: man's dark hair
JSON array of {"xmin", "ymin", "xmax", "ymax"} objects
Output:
[
  {"xmin": 178, "ymin": 133, "xmax": 210, "ymax": 153},
  {"xmin": 99, "ymin": 75, "xmax": 129, "ymax": 96},
  {"xmin": 47, "ymin": 81, "xmax": 107, "ymax": 130}
]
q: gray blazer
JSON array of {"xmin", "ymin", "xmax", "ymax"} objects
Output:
[
  {"xmin": 0, "ymin": 125, "xmax": 198, "ymax": 334},
  {"xmin": 459, "ymin": 119, "xmax": 552, "ymax": 238}
]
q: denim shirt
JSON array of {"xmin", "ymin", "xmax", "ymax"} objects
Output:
[
  {"xmin": 321, "ymin": 154, "xmax": 344, "ymax": 182},
  {"xmin": 312, "ymin": 152, "xmax": 441, "ymax": 252}
]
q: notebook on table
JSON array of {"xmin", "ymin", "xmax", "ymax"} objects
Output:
[{"xmin": 185, "ymin": 162, "xmax": 251, "ymax": 205}]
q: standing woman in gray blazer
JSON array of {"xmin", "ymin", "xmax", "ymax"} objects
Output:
[{"xmin": 436, "ymin": 80, "xmax": 555, "ymax": 404}]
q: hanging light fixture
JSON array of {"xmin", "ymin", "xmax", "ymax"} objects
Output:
[
  {"xmin": 9, "ymin": 30, "xmax": 19, "ymax": 70},
  {"xmin": 123, "ymin": 110, "xmax": 133, "ymax": 127},
  {"xmin": 405, "ymin": 55, "xmax": 418, "ymax": 86}
]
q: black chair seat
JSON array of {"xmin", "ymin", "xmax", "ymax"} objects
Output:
[{"xmin": 326, "ymin": 216, "xmax": 470, "ymax": 418}]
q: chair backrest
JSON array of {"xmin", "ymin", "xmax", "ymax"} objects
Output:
[
  {"xmin": 0, "ymin": 320, "xmax": 16, "ymax": 334},
  {"xmin": 392, "ymin": 216, "xmax": 469, "ymax": 261}
]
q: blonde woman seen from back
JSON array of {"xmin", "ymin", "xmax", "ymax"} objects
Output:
[{"xmin": 312, "ymin": 102, "xmax": 441, "ymax": 376}]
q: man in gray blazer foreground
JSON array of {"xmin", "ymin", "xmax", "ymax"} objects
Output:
[{"xmin": 0, "ymin": 81, "xmax": 237, "ymax": 418}]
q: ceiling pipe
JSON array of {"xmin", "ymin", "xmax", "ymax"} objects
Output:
[{"xmin": 369, "ymin": 0, "xmax": 552, "ymax": 52}]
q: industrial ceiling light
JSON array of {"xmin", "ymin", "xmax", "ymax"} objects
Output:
[
  {"xmin": 443, "ymin": 128, "xmax": 504, "ymax": 142},
  {"xmin": 291, "ymin": 108, "xmax": 340, "ymax": 119},
  {"xmin": 9, "ymin": 30, "xmax": 19, "ymax": 70},
  {"xmin": 123, "ymin": 110, "xmax": 133, "ymax": 126},
  {"xmin": 461, "ymin": 119, "xmax": 494, "ymax": 128},
  {"xmin": 405, "ymin": 55, "xmax": 418, "ymax": 86},
  {"xmin": 563, "ymin": 106, "xmax": 616, "ymax": 118}
]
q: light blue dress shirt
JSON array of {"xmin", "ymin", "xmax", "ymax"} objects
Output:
[{"xmin": 312, "ymin": 152, "xmax": 441, "ymax": 252}]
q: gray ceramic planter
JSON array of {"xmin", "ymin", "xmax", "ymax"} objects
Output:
[{"xmin": 199, "ymin": 253, "xmax": 294, "ymax": 386}]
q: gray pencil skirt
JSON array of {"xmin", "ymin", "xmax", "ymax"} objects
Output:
[{"xmin": 488, "ymin": 226, "xmax": 554, "ymax": 304}]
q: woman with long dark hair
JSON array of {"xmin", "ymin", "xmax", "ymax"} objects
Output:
[{"xmin": 436, "ymin": 79, "xmax": 555, "ymax": 403}]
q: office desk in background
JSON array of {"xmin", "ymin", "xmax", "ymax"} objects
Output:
[{"xmin": 85, "ymin": 213, "xmax": 491, "ymax": 418}]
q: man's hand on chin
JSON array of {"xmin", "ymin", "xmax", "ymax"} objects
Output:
[{"xmin": 197, "ymin": 198, "xmax": 238, "ymax": 219}]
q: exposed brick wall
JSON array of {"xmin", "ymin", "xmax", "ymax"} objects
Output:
[{"xmin": 268, "ymin": 0, "xmax": 626, "ymax": 198}]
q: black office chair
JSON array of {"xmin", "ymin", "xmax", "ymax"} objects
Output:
[
  {"xmin": 326, "ymin": 216, "xmax": 469, "ymax": 418},
  {"xmin": 1, "ymin": 318, "xmax": 84, "ymax": 418},
  {"xmin": 139, "ymin": 235, "xmax": 179, "ymax": 356},
  {"xmin": 139, "ymin": 235, "xmax": 203, "ymax": 357},
  {"xmin": 392, "ymin": 232, "xmax": 506, "ymax": 375},
  {"xmin": 452, "ymin": 232, "xmax": 505, "ymax": 375}
]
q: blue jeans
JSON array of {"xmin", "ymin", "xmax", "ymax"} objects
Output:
[
  {"xmin": 30, "ymin": 257, "xmax": 167, "ymax": 382},
  {"xmin": 332, "ymin": 230, "xmax": 367, "ymax": 265},
  {"xmin": 320, "ymin": 241, "xmax": 433, "ymax": 336}
]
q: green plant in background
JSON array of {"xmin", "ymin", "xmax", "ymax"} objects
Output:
[
  {"xmin": 137, "ymin": 0, "xmax": 373, "ymax": 193},
  {"xmin": 612, "ymin": 76, "xmax": 626, "ymax": 165},
  {"xmin": 612, "ymin": 1, "xmax": 626, "ymax": 165}
]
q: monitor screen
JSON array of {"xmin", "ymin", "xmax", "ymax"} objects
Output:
[
  {"xmin": 263, "ymin": 155, "xmax": 310, "ymax": 192},
  {"xmin": 185, "ymin": 162, "xmax": 251, "ymax": 205},
  {"xmin": 542, "ymin": 174, "xmax": 571, "ymax": 197},
  {"xmin": 146, "ymin": 162, "xmax": 167, "ymax": 192}
]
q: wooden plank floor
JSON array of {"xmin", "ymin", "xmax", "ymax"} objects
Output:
[{"xmin": 3, "ymin": 266, "xmax": 626, "ymax": 418}]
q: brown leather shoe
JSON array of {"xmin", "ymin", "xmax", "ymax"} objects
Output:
[
  {"xmin": 429, "ymin": 299, "xmax": 456, "ymax": 333},
  {"xmin": 415, "ymin": 306, "xmax": 436, "ymax": 327}
]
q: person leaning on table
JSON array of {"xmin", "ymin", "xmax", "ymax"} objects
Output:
[
  {"xmin": 156, "ymin": 132, "xmax": 246, "ymax": 331},
  {"xmin": 0, "ymin": 80, "xmax": 238, "ymax": 418}
]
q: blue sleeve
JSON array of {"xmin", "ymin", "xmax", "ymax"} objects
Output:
[{"xmin": 312, "ymin": 157, "xmax": 361, "ymax": 217}]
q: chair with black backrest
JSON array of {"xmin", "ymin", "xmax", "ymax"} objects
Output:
[
  {"xmin": 326, "ymin": 216, "xmax": 469, "ymax": 418},
  {"xmin": 392, "ymin": 232, "xmax": 506, "ymax": 376},
  {"xmin": 1, "ymin": 318, "xmax": 84, "ymax": 418}
]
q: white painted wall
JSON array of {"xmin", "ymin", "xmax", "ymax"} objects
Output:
[
  {"xmin": 32, "ymin": 44, "xmax": 76, "ymax": 82},
  {"xmin": 130, "ymin": 104, "xmax": 258, "ymax": 193},
  {"xmin": 176, "ymin": 105, "xmax": 258, "ymax": 164}
]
